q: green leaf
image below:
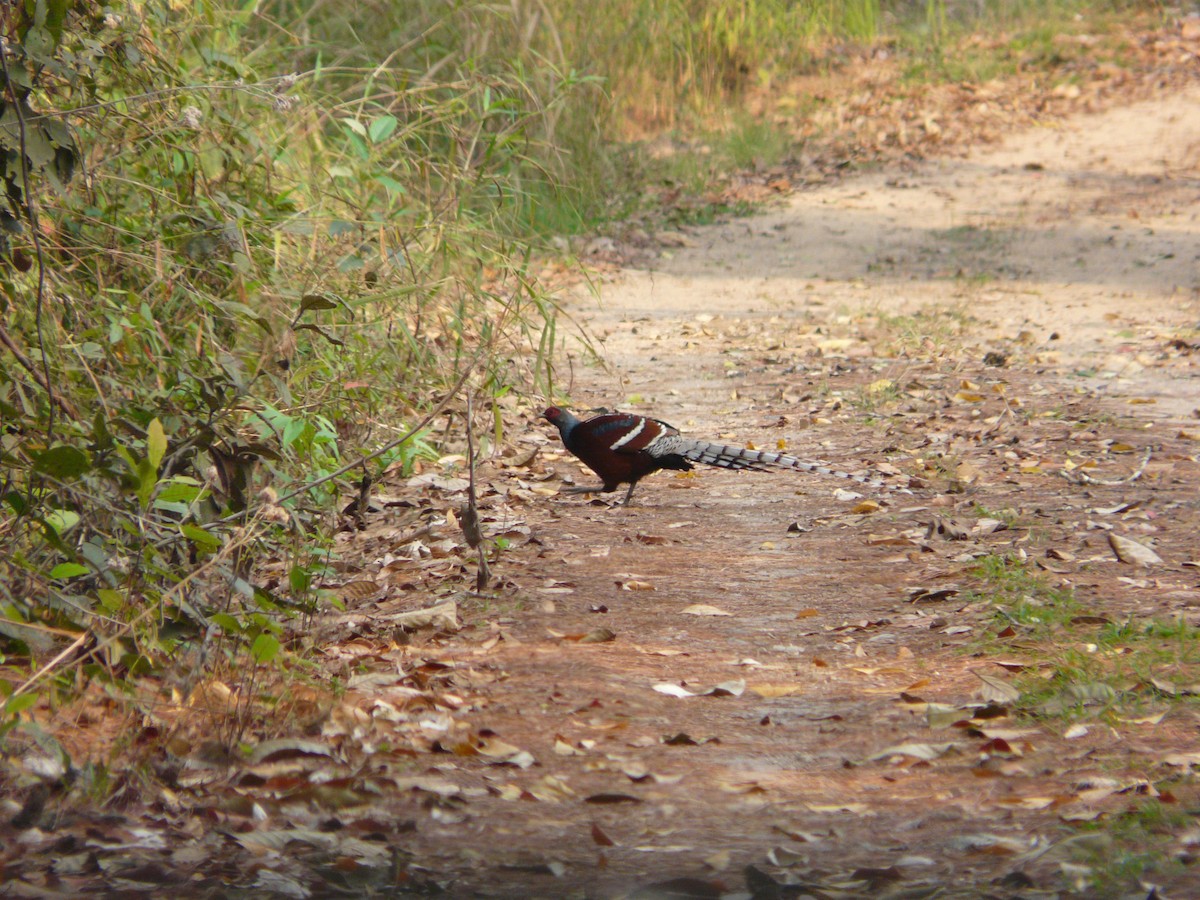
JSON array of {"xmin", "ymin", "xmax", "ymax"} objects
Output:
[
  {"xmin": 96, "ymin": 589, "xmax": 124, "ymax": 614},
  {"xmin": 157, "ymin": 476, "xmax": 203, "ymax": 504},
  {"xmin": 135, "ymin": 458, "xmax": 156, "ymax": 509},
  {"xmin": 281, "ymin": 416, "xmax": 306, "ymax": 450},
  {"xmin": 210, "ymin": 612, "xmax": 242, "ymax": 634},
  {"xmin": 250, "ymin": 633, "xmax": 280, "ymax": 664},
  {"xmin": 347, "ymin": 133, "xmax": 368, "ymax": 160},
  {"xmin": 288, "ymin": 565, "xmax": 311, "ymax": 594},
  {"xmin": 252, "ymin": 586, "xmax": 282, "ymax": 612},
  {"xmin": 0, "ymin": 101, "xmax": 77, "ymax": 189},
  {"xmin": 32, "ymin": 445, "xmax": 91, "ymax": 479},
  {"xmin": 294, "ymin": 323, "xmax": 344, "ymax": 347},
  {"xmin": 374, "ymin": 175, "xmax": 407, "ymax": 197},
  {"xmin": 300, "ymin": 292, "xmax": 339, "ymax": 312},
  {"xmin": 181, "ymin": 523, "xmax": 222, "ymax": 550},
  {"xmin": 114, "ymin": 444, "xmax": 137, "ymax": 471},
  {"xmin": 341, "ymin": 118, "xmax": 367, "ymax": 139},
  {"xmin": 22, "ymin": 25, "xmax": 54, "ymax": 62},
  {"xmin": 49, "ymin": 562, "xmax": 89, "ymax": 579},
  {"xmin": 147, "ymin": 418, "xmax": 167, "ymax": 471},
  {"xmin": 152, "ymin": 500, "xmax": 191, "ymax": 517},
  {"xmin": 40, "ymin": 0, "xmax": 72, "ymax": 44},
  {"xmin": 368, "ymin": 115, "xmax": 398, "ymax": 143},
  {"xmin": 4, "ymin": 693, "xmax": 38, "ymax": 716},
  {"xmin": 43, "ymin": 509, "xmax": 80, "ymax": 537},
  {"xmin": 90, "ymin": 411, "xmax": 113, "ymax": 451}
]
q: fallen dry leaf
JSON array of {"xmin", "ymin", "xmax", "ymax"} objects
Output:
[
  {"xmin": 973, "ymin": 669, "xmax": 1021, "ymax": 704},
  {"xmin": 619, "ymin": 579, "xmax": 657, "ymax": 591},
  {"xmin": 749, "ymin": 683, "xmax": 802, "ymax": 699},
  {"xmin": 383, "ymin": 600, "xmax": 459, "ymax": 632},
  {"xmin": 868, "ymin": 742, "xmax": 958, "ymax": 762},
  {"xmin": 1108, "ymin": 533, "xmax": 1163, "ymax": 566}
]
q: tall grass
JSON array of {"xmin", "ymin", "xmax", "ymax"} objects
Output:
[
  {"xmin": 251, "ymin": 0, "xmax": 1146, "ymax": 227},
  {"xmin": 255, "ymin": 0, "xmax": 617, "ymax": 234},
  {"xmin": 251, "ymin": 0, "xmax": 885, "ymax": 227},
  {"xmin": 499, "ymin": 0, "xmax": 881, "ymax": 135}
]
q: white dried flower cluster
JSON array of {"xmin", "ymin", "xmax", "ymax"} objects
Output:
[
  {"xmin": 257, "ymin": 487, "xmax": 290, "ymax": 526},
  {"xmin": 271, "ymin": 74, "xmax": 299, "ymax": 113},
  {"xmin": 179, "ymin": 105, "xmax": 203, "ymax": 129}
]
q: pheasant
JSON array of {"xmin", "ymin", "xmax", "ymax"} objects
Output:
[{"xmin": 542, "ymin": 406, "xmax": 890, "ymax": 505}]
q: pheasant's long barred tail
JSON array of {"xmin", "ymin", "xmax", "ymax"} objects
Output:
[
  {"xmin": 668, "ymin": 438, "xmax": 889, "ymax": 489},
  {"xmin": 542, "ymin": 405, "xmax": 896, "ymax": 506}
]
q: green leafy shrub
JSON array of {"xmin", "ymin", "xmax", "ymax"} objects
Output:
[{"xmin": 0, "ymin": 0, "xmax": 571, "ymax": 749}]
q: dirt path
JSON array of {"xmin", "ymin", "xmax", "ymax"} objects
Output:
[
  {"xmin": 583, "ymin": 88, "xmax": 1200, "ymax": 418},
  {"xmin": 16, "ymin": 84, "xmax": 1200, "ymax": 900},
  {"xmin": 407, "ymin": 89, "xmax": 1200, "ymax": 897}
]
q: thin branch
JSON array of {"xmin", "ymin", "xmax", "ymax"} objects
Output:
[
  {"xmin": 10, "ymin": 630, "xmax": 90, "ymax": 700},
  {"xmin": 269, "ymin": 359, "xmax": 478, "ymax": 509},
  {"xmin": 0, "ymin": 322, "xmax": 78, "ymax": 419},
  {"xmin": 0, "ymin": 40, "xmax": 58, "ymax": 436}
]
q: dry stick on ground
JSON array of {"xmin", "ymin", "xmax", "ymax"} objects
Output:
[
  {"xmin": 1061, "ymin": 446, "xmax": 1153, "ymax": 486},
  {"xmin": 460, "ymin": 394, "xmax": 490, "ymax": 592}
]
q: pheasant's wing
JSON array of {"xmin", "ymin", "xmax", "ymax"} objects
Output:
[{"xmin": 580, "ymin": 414, "xmax": 679, "ymax": 455}]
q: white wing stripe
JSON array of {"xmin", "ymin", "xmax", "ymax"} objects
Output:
[{"xmin": 609, "ymin": 418, "xmax": 646, "ymax": 450}]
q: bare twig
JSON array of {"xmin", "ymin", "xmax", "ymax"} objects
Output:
[
  {"xmin": 1061, "ymin": 447, "xmax": 1153, "ymax": 486},
  {"xmin": 460, "ymin": 393, "xmax": 490, "ymax": 592},
  {"xmin": 269, "ymin": 361, "xmax": 477, "ymax": 509},
  {"xmin": 0, "ymin": 42, "xmax": 66, "ymax": 431},
  {"xmin": 10, "ymin": 630, "xmax": 90, "ymax": 700},
  {"xmin": 0, "ymin": 322, "xmax": 79, "ymax": 419}
]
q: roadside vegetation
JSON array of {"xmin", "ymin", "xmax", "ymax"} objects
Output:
[{"xmin": 0, "ymin": 0, "xmax": 1178, "ymax": 828}]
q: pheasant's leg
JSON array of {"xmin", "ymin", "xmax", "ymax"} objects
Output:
[{"xmin": 621, "ymin": 482, "xmax": 638, "ymax": 506}]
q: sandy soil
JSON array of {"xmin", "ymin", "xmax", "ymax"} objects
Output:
[{"xmin": 581, "ymin": 88, "xmax": 1200, "ymax": 419}]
